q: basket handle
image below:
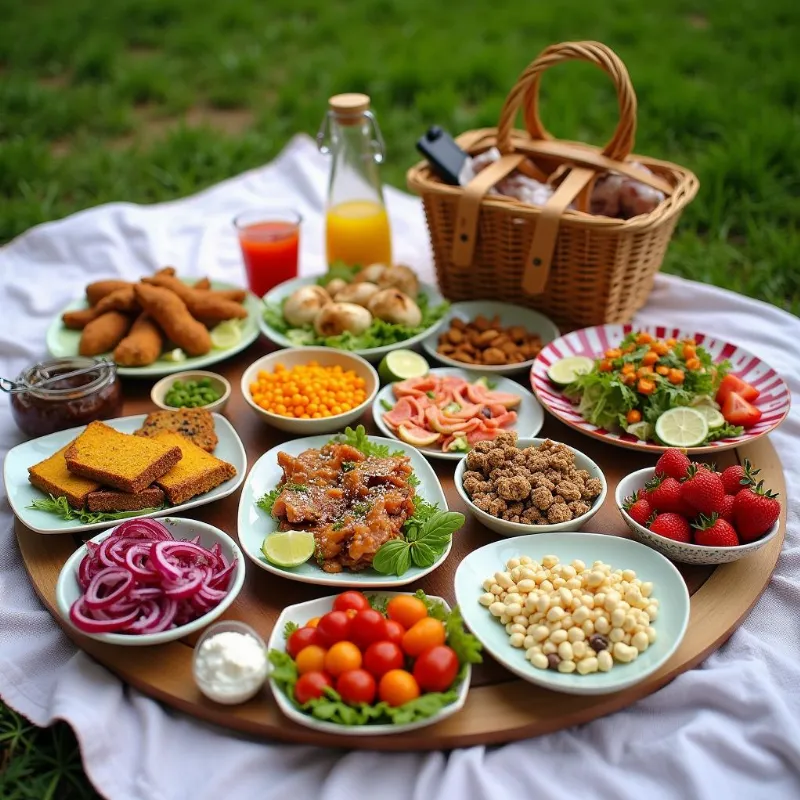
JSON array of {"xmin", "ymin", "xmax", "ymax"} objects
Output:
[{"xmin": 496, "ymin": 41, "xmax": 637, "ymax": 162}]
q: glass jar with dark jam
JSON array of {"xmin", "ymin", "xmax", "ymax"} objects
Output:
[{"xmin": 8, "ymin": 357, "xmax": 123, "ymax": 438}]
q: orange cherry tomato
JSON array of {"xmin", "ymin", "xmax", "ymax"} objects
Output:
[
  {"xmin": 295, "ymin": 645, "xmax": 327, "ymax": 675},
  {"xmin": 306, "ymin": 617, "xmax": 321, "ymax": 628},
  {"xmin": 324, "ymin": 641, "xmax": 363, "ymax": 677},
  {"xmin": 626, "ymin": 409, "xmax": 642, "ymax": 424},
  {"xmin": 641, "ymin": 351, "xmax": 659, "ymax": 366},
  {"xmin": 637, "ymin": 379, "xmax": 656, "ymax": 395},
  {"xmin": 623, "ymin": 373, "xmax": 637, "ymax": 386},
  {"xmin": 378, "ymin": 669, "xmax": 421, "ymax": 707},
  {"xmin": 651, "ymin": 341, "xmax": 669, "ymax": 356},
  {"xmin": 656, "ymin": 365, "xmax": 670, "ymax": 376},
  {"xmin": 667, "ymin": 368, "xmax": 685, "ymax": 385},
  {"xmin": 386, "ymin": 596, "xmax": 428, "ymax": 630},
  {"xmin": 401, "ymin": 617, "xmax": 446, "ymax": 657},
  {"xmin": 605, "ymin": 348, "xmax": 622, "ymax": 359},
  {"xmin": 621, "ymin": 363, "xmax": 636, "ymax": 375},
  {"xmin": 682, "ymin": 344, "xmax": 697, "ymax": 360},
  {"xmin": 666, "ymin": 338, "xmax": 677, "ymax": 347},
  {"xmin": 598, "ymin": 359, "xmax": 613, "ymax": 373},
  {"xmin": 635, "ymin": 332, "xmax": 653, "ymax": 344},
  {"xmin": 685, "ymin": 357, "xmax": 702, "ymax": 371}
]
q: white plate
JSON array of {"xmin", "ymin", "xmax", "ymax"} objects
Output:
[
  {"xmin": 267, "ymin": 592, "xmax": 470, "ymax": 735},
  {"xmin": 421, "ymin": 301, "xmax": 560, "ymax": 376},
  {"xmin": 372, "ymin": 367, "xmax": 544, "ymax": 460},
  {"xmin": 4, "ymin": 413, "xmax": 247, "ymax": 534},
  {"xmin": 46, "ymin": 281, "xmax": 262, "ymax": 379},
  {"xmin": 55, "ymin": 517, "xmax": 245, "ymax": 646},
  {"xmin": 454, "ymin": 532, "xmax": 690, "ymax": 695},
  {"xmin": 236, "ymin": 434, "xmax": 453, "ymax": 587},
  {"xmin": 258, "ymin": 276, "xmax": 448, "ymax": 363}
]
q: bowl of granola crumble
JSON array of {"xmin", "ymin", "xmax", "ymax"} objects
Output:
[{"xmin": 454, "ymin": 433, "xmax": 607, "ymax": 536}]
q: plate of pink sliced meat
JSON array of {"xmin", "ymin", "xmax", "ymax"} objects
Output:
[{"xmin": 373, "ymin": 368, "xmax": 544, "ymax": 460}]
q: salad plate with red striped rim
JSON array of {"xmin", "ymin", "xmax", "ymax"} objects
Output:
[{"xmin": 530, "ymin": 324, "xmax": 791, "ymax": 454}]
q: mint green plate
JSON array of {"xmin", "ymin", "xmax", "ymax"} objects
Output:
[
  {"xmin": 237, "ymin": 433, "xmax": 453, "ymax": 588},
  {"xmin": 454, "ymin": 532, "xmax": 690, "ymax": 695},
  {"xmin": 46, "ymin": 281, "xmax": 261, "ymax": 378}
]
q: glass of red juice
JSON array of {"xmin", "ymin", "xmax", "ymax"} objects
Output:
[{"xmin": 234, "ymin": 209, "xmax": 301, "ymax": 298}]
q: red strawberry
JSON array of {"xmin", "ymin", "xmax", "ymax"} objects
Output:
[
  {"xmin": 693, "ymin": 513, "xmax": 739, "ymax": 547},
  {"xmin": 649, "ymin": 512, "xmax": 692, "ymax": 543},
  {"xmin": 733, "ymin": 481, "xmax": 781, "ymax": 542},
  {"xmin": 654, "ymin": 448, "xmax": 691, "ymax": 481},
  {"xmin": 623, "ymin": 493, "xmax": 652, "ymax": 526},
  {"xmin": 681, "ymin": 464, "xmax": 725, "ymax": 516},
  {"xmin": 719, "ymin": 493, "xmax": 736, "ymax": 523},
  {"xmin": 645, "ymin": 474, "xmax": 685, "ymax": 514},
  {"xmin": 720, "ymin": 459, "xmax": 760, "ymax": 495}
]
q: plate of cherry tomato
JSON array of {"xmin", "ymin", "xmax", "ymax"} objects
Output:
[{"xmin": 266, "ymin": 589, "xmax": 482, "ymax": 734}]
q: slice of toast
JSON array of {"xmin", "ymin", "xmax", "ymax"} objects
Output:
[
  {"xmin": 152, "ymin": 431, "xmax": 236, "ymax": 505},
  {"xmin": 134, "ymin": 408, "xmax": 218, "ymax": 452},
  {"xmin": 86, "ymin": 486, "xmax": 166, "ymax": 513},
  {"xmin": 28, "ymin": 444, "xmax": 101, "ymax": 508},
  {"xmin": 65, "ymin": 421, "xmax": 182, "ymax": 494}
]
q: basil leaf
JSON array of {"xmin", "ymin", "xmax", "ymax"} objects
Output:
[
  {"xmin": 372, "ymin": 540, "xmax": 411, "ymax": 574},
  {"xmin": 417, "ymin": 511, "xmax": 465, "ymax": 546},
  {"xmin": 410, "ymin": 541, "xmax": 438, "ymax": 568}
]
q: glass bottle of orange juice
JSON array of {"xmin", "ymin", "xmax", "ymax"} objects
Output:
[{"xmin": 317, "ymin": 93, "xmax": 392, "ymax": 268}]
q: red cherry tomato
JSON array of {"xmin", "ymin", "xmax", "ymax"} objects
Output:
[
  {"xmin": 717, "ymin": 374, "xmax": 760, "ymax": 405},
  {"xmin": 412, "ymin": 645, "xmax": 459, "ymax": 693},
  {"xmin": 294, "ymin": 671, "xmax": 332, "ymax": 704},
  {"xmin": 363, "ymin": 641, "xmax": 404, "ymax": 679},
  {"xmin": 383, "ymin": 619, "xmax": 405, "ymax": 647},
  {"xmin": 721, "ymin": 391, "xmax": 762, "ymax": 428},
  {"xmin": 333, "ymin": 591, "xmax": 371, "ymax": 613},
  {"xmin": 336, "ymin": 669, "xmax": 377, "ymax": 705},
  {"xmin": 348, "ymin": 609, "xmax": 388, "ymax": 650},
  {"xmin": 286, "ymin": 626, "xmax": 320, "ymax": 658},
  {"xmin": 314, "ymin": 611, "xmax": 352, "ymax": 648}
]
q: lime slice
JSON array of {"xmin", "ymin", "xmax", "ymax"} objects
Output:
[
  {"xmin": 548, "ymin": 356, "xmax": 595, "ymax": 387},
  {"xmin": 694, "ymin": 404, "xmax": 725, "ymax": 430},
  {"xmin": 379, "ymin": 350, "xmax": 429, "ymax": 384},
  {"xmin": 162, "ymin": 348, "xmax": 187, "ymax": 363},
  {"xmin": 261, "ymin": 530, "xmax": 315, "ymax": 568},
  {"xmin": 655, "ymin": 407, "xmax": 709, "ymax": 447},
  {"xmin": 625, "ymin": 421, "xmax": 654, "ymax": 442},
  {"xmin": 210, "ymin": 319, "xmax": 243, "ymax": 350},
  {"xmin": 689, "ymin": 394, "xmax": 719, "ymax": 409}
]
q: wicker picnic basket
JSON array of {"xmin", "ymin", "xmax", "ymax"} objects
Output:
[{"xmin": 406, "ymin": 41, "xmax": 699, "ymax": 330}]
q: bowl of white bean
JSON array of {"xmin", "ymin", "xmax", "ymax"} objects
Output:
[{"xmin": 454, "ymin": 532, "xmax": 690, "ymax": 695}]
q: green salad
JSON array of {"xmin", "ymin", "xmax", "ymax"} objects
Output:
[
  {"xmin": 263, "ymin": 264, "xmax": 449, "ymax": 351},
  {"xmin": 560, "ymin": 330, "xmax": 743, "ymax": 446}
]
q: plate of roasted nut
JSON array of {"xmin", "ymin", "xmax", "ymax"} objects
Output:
[
  {"xmin": 421, "ymin": 301, "xmax": 559, "ymax": 376},
  {"xmin": 454, "ymin": 433, "xmax": 607, "ymax": 535},
  {"xmin": 259, "ymin": 264, "xmax": 449, "ymax": 363},
  {"xmin": 47, "ymin": 268, "xmax": 261, "ymax": 378}
]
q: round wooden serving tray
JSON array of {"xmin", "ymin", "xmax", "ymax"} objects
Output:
[{"xmin": 15, "ymin": 341, "xmax": 786, "ymax": 750}]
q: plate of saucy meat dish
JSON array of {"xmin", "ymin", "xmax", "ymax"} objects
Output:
[{"xmin": 236, "ymin": 426, "xmax": 463, "ymax": 587}]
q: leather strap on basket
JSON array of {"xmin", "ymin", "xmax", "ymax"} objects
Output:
[
  {"xmin": 522, "ymin": 166, "xmax": 595, "ymax": 294},
  {"xmin": 452, "ymin": 153, "xmax": 524, "ymax": 267}
]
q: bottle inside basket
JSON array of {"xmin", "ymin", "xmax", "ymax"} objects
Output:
[{"xmin": 317, "ymin": 93, "xmax": 392, "ymax": 269}]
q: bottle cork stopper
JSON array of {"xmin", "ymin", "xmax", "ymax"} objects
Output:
[{"xmin": 329, "ymin": 93, "xmax": 370, "ymax": 123}]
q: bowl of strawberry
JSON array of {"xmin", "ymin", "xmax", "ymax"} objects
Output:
[
  {"xmin": 615, "ymin": 448, "xmax": 781, "ymax": 565},
  {"xmin": 266, "ymin": 589, "xmax": 482, "ymax": 734}
]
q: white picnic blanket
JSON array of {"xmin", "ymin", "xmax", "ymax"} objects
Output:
[{"xmin": 1, "ymin": 134, "xmax": 799, "ymax": 800}]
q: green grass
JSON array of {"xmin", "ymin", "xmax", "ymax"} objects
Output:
[{"xmin": 0, "ymin": 0, "xmax": 797, "ymax": 793}]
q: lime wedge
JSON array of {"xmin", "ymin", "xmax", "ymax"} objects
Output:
[
  {"xmin": 261, "ymin": 530, "xmax": 315, "ymax": 568},
  {"xmin": 379, "ymin": 350, "xmax": 429, "ymax": 384},
  {"xmin": 548, "ymin": 356, "xmax": 595, "ymax": 387},
  {"xmin": 210, "ymin": 319, "xmax": 243, "ymax": 350},
  {"xmin": 693, "ymin": 404, "xmax": 725, "ymax": 430},
  {"xmin": 162, "ymin": 348, "xmax": 187, "ymax": 363},
  {"xmin": 625, "ymin": 421, "xmax": 654, "ymax": 442},
  {"xmin": 689, "ymin": 394, "xmax": 719, "ymax": 408},
  {"xmin": 655, "ymin": 407, "xmax": 709, "ymax": 448}
]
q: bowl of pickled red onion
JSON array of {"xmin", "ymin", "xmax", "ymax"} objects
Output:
[{"xmin": 55, "ymin": 517, "xmax": 245, "ymax": 646}]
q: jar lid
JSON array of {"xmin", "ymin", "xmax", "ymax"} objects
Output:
[{"xmin": 328, "ymin": 93, "xmax": 370, "ymax": 123}]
